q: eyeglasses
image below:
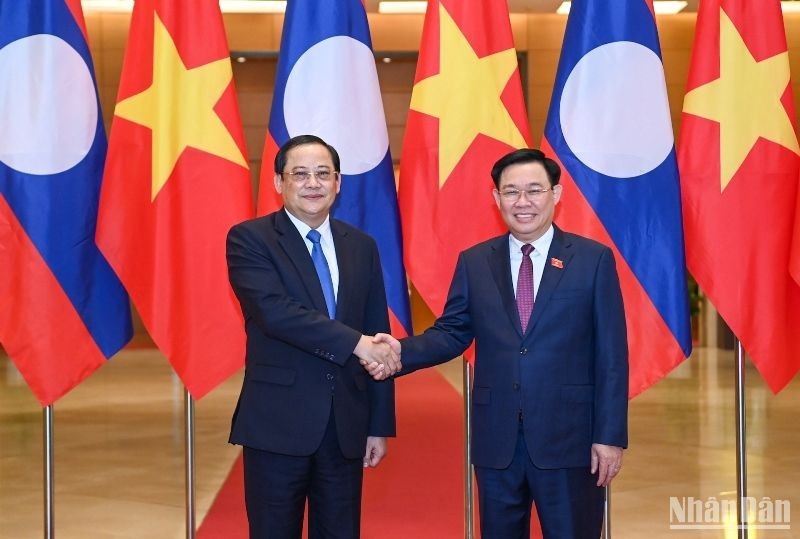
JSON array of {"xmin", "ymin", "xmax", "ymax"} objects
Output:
[
  {"xmin": 281, "ymin": 170, "xmax": 338, "ymax": 183},
  {"xmin": 497, "ymin": 187, "xmax": 554, "ymax": 202}
]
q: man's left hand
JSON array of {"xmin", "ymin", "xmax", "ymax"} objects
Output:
[
  {"xmin": 591, "ymin": 443, "xmax": 623, "ymax": 487},
  {"xmin": 364, "ymin": 436, "xmax": 387, "ymax": 468}
]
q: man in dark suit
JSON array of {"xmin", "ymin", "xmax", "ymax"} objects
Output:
[
  {"xmin": 370, "ymin": 149, "xmax": 628, "ymax": 539},
  {"xmin": 227, "ymin": 134, "xmax": 400, "ymax": 538}
]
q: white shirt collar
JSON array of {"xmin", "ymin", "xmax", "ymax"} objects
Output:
[
  {"xmin": 284, "ymin": 209, "xmax": 332, "ymax": 241},
  {"xmin": 508, "ymin": 225, "xmax": 554, "ymax": 257}
]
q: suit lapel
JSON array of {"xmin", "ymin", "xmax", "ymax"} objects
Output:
[
  {"xmin": 488, "ymin": 235, "xmax": 524, "ymax": 338},
  {"xmin": 330, "ymin": 220, "xmax": 352, "ymax": 323},
  {"xmin": 274, "ymin": 210, "xmax": 330, "ymax": 315},
  {"xmin": 526, "ymin": 226, "xmax": 573, "ymax": 336}
]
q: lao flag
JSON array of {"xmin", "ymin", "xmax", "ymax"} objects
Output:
[
  {"xmin": 0, "ymin": 0, "xmax": 132, "ymax": 405},
  {"xmin": 543, "ymin": 0, "xmax": 691, "ymax": 397},
  {"xmin": 257, "ymin": 0, "xmax": 412, "ymax": 336}
]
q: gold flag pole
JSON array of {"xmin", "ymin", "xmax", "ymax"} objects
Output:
[
  {"xmin": 463, "ymin": 359, "xmax": 474, "ymax": 539},
  {"xmin": 184, "ymin": 389, "xmax": 196, "ymax": 539},
  {"xmin": 43, "ymin": 405, "xmax": 54, "ymax": 539}
]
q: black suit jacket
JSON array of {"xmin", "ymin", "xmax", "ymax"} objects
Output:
[
  {"xmin": 226, "ymin": 210, "xmax": 395, "ymax": 459},
  {"xmin": 401, "ymin": 226, "xmax": 628, "ymax": 469}
]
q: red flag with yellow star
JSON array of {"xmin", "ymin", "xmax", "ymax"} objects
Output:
[
  {"xmin": 793, "ymin": 182, "xmax": 800, "ymax": 287},
  {"xmin": 678, "ymin": 0, "xmax": 800, "ymax": 392},
  {"xmin": 398, "ymin": 0, "xmax": 531, "ymax": 318},
  {"xmin": 96, "ymin": 0, "xmax": 253, "ymax": 398}
]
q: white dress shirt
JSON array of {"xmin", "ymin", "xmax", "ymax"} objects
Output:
[
  {"xmin": 284, "ymin": 209, "xmax": 340, "ymax": 301},
  {"xmin": 509, "ymin": 225, "xmax": 554, "ymax": 301}
]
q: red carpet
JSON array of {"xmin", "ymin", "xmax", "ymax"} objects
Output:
[{"xmin": 197, "ymin": 368, "xmax": 542, "ymax": 538}]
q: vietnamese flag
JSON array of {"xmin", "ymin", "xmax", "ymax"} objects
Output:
[
  {"xmin": 398, "ymin": 0, "xmax": 531, "ymax": 319},
  {"xmin": 96, "ymin": 0, "xmax": 254, "ymax": 398},
  {"xmin": 793, "ymin": 181, "xmax": 800, "ymax": 286},
  {"xmin": 678, "ymin": 0, "xmax": 800, "ymax": 392},
  {"xmin": 397, "ymin": 1, "xmax": 539, "ymax": 534}
]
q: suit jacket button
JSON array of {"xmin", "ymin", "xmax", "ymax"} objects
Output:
[
  {"xmin": 513, "ymin": 383, "xmax": 520, "ymax": 390},
  {"xmin": 326, "ymin": 373, "xmax": 334, "ymax": 381},
  {"xmin": 519, "ymin": 348, "xmax": 528, "ymax": 355}
]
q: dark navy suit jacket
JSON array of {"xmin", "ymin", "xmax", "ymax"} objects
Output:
[
  {"xmin": 401, "ymin": 226, "xmax": 628, "ymax": 469},
  {"xmin": 226, "ymin": 210, "xmax": 395, "ymax": 459}
]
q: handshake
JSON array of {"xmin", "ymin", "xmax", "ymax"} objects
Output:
[{"xmin": 354, "ymin": 333, "xmax": 402, "ymax": 381}]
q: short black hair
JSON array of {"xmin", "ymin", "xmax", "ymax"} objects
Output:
[
  {"xmin": 274, "ymin": 134, "xmax": 341, "ymax": 174},
  {"xmin": 490, "ymin": 148, "xmax": 561, "ymax": 188}
]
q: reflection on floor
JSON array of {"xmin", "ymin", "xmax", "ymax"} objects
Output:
[{"xmin": 1, "ymin": 347, "xmax": 797, "ymax": 538}]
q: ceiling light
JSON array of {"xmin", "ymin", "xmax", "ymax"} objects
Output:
[
  {"xmin": 81, "ymin": 1, "xmax": 287, "ymax": 13},
  {"xmin": 557, "ymin": 1, "xmax": 687, "ymax": 15},
  {"xmin": 378, "ymin": 1, "xmax": 428, "ymax": 14},
  {"xmin": 782, "ymin": 1, "xmax": 800, "ymax": 13},
  {"xmin": 81, "ymin": 0, "xmax": 133, "ymax": 11},
  {"xmin": 220, "ymin": 1, "xmax": 285, "ymax": 13},
  {"xmin": 652, "ymin": 1, "xmax": 689, "ymax": 13}
]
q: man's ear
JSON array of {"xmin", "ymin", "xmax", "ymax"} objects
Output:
[
  {"xmin": 491, "ymin": 188, "xmax": 502, "ymax": 209},
  {"xmin": 552, "ymin": 184, "xmax": 563, "ymax": 204},
  {"xmin": 274, "ymin": 173, "xmax": 283, "ymax": 194}
]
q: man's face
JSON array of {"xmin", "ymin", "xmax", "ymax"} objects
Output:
[
  {"xmin": 492, "ymin": 161, "xmax": 562, "ymax": 243},
  {"xmin": 275, "ymin": 143, "xmax": 341, "ymax": 228}
]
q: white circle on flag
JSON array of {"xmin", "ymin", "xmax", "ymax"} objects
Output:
[
  {"xmin": 284, "ymin": 36, "xmax": 389, "ymax": 175},
  {"xmin": 0, "ymin": 34, "xmax": 98, "ymax": 175},
  {"xmin": 559, "ymin": 41, "xmax": 673, "ymax": 178}
]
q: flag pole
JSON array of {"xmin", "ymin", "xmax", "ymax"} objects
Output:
[
  {"xmin": 463, "ymin": 358, "xmax": 474, "ymax": 539},
  {"xmin": 603, "ymin": 486, "xmax": 611, "ymax": 538},
  {"xmin": 734, "ymin": 339, "xmax": 748, "ymax": 539},
  {"xmin": 43, "ymin": 405, "xmax": 54, "ymax": 539},
  {"xmin": 184, "ymin": 388, "xmax": 196, "ymax": 539}
]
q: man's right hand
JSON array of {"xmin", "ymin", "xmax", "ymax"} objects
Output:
[
  {"xmin": 354, "ymin": 334, "xmax": 401, "ymax": 380},
  {"xmin": 358, "ymin": 333, "xmax": 402, "ymax": 380}
]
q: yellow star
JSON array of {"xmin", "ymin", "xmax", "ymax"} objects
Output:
[
  {"xmin": 410, "ymin": 3, "xmax": 527, "ymax": 187},
  {"xmin": 682, "ymin": 8, "xmax": 799, "ymax": 191},
  {"xmin": 114, "ymin": 13, "xmax": 247, "ymax": 201}
]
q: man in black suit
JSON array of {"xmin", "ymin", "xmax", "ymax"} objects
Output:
[
  {"xmin": 227, "ymin": 135, "xmax": 400, "ymax": 538},
  {"xmin": 370, "ymin": 149, "xmax": 628, "ymax": 539}
]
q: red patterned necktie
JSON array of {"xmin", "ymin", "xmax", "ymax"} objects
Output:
[{"xmin": 516, "ymin": 244, "xmax": 534, "ymax": 331}]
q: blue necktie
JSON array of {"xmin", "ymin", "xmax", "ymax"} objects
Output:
[{"xmin": 306, "ymin": 229, "xmax": 336, "ymax": 319}]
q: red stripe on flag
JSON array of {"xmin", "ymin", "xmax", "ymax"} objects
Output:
[
  {"xmin": 388, "ymin": 308, "xmax": 408, "ymax": 339},
  {"xmin": 542, "ymin": 139, "xmax": 686, "ymax": 398},
  {"xmin": 257, "ymin": 132, "xmax": 282, "ymax": 216},
  {"xmin": 0, "ymin": 196, "xmax": 105, "ymax": 405}
]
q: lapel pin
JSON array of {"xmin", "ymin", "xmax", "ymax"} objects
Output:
[{"xmin": 551, "ymin": 257, "xmax": 564, "ymax": 269}]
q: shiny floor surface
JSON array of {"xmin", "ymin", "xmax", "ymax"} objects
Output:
[{"xmin": 1, "ymin": 347, "xmax": 798, "ymax": 538}]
